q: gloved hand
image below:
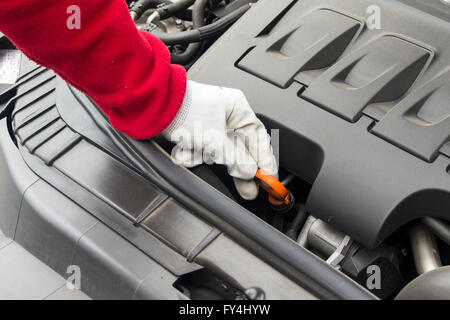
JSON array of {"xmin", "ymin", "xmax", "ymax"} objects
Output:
[{"xmin": 162, "ymin": 80, "xmax": 278, "ymax": 200}]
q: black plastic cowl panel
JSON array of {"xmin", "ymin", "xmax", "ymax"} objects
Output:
[
  {"xmin": 3, "ymin": 63, "xmax": 371, "ymax": 299},
  {"xmin": 6, "ymin": 69, "xmax": 207, "ymax": 276},
  {"xmin": 189, "ymin": 0, "xmax": 450, "ymax": 247}
]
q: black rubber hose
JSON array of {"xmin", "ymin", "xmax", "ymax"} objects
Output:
[
  {"xmin": 130, "ymin": 0, "xmax": 170, "ymax": 20},
  {"xmin": 169, "ymin": 41, "xmax": 201, "ymax": 65},
  {"xmin": 130, "ymin": 0, "xmax": 192, "ymax": 21},
  {"xmin": 285, "ymin": 203, "xmax": 307, "ymax": 240},
  {"xmin": 170, "ymin": 0, "xmax": 208, "ymax": 65},
  {"xmin": 154, "ymin": 28, "xmax": 201, "ymax": 45},
  {"xmin": 423, "ymin": 217, "xmax": 450, "ymax": 246},
  {"xmin": 152, "ymin": 4, "xmax": 250, "ymax": 45},
  {"xmin": 155, "ymin": 0, "xmax": 195, "ymax": 20},
  {"xmin": 192, "ymin": 0, "xmax": 209, "ymax": 27}
]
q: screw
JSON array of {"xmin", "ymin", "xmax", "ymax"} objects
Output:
[{"xmin": 175, "ymin": 19, "xmax": 186, "ymax": 30}]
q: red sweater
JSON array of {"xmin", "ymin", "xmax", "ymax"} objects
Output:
[{"xmin": 0, "ymin": 0, "xmax": 187, "ymax": 139}]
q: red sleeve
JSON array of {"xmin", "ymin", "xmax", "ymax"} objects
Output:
[{"xmin": 0, "ymin": 0, "xmax": 186, "ymax": 139}]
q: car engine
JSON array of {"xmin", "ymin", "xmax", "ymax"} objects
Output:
[{"xmin": 188, "ymin": 0, "xmax": 450, "ymax": 299}]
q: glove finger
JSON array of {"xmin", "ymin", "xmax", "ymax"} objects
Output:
[
  {"xmin": 204, "ymin": 134, "xmax": 260, "ymax": 200},
  {"xmin": 233, "ymin": 178, "xmax": 259, "ymax": 200},
  {"xmin": 226, "ymin": 90, "xmax": 278, "ymax": 176},
  {"xmin": 219, "ymin": 134, "xmax": 258, "ymax": 181}
]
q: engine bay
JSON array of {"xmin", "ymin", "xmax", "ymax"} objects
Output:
[
  {"xmin": 184, "ymin": 0, "xmax": 450, "ymax": 298},
  {"xmin": 187, "ymin": 0, "xmax": 450, "ymax": 297}
]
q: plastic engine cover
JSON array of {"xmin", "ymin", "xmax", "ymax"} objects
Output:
[{"xmin": 188, "ymin": 0, "xmax": 450, "ymax": 248}]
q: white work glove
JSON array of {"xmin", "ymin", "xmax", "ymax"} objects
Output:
[{"xmin": 162, "ymin": 80, "xmax": 278, "ymax": 200}]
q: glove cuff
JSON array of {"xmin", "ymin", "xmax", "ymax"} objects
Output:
[{"xmin": 163, "ymin": 80, "xmax": 192, "ymax": 136}]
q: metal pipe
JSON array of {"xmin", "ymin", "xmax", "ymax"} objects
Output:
[
  {"xmin": 297, "ymin": 215, "xmax": 317, "ymax": 248},
  {"xmin": 130, "ymin": 0, "xmax": 172, "ymax": 21},
  {"xmin": 409, "ymin": 223, "xmax": 442, "ymax": 275},
  {"xmin": 147, "ymin": 0, "xmax": 195, "ymax": 23},
  {"xmin": 130, "ymin": 10, "xmax": 139, "ymax": 21},
  {"xmin": 308, "ymin": 219, "xmax": 346, "ymax": 257},
  {"xmin": 422, "ymin": 217, "xmax": 450, "ymax": 246}
]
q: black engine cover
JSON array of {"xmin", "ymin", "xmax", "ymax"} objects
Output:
[{"xmin": 189, "ymin": 0, "xmax": 450, "ymax": 247}]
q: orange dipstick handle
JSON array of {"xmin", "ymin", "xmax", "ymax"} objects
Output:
[{"xmin": 255, "ymin": 169, "xmax": 291, "ymax": 206}]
